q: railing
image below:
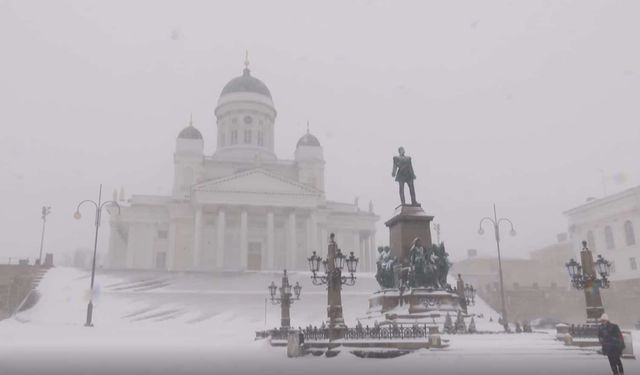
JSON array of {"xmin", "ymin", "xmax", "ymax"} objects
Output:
[
  {"xmin": 344, "ymin": 326, "xmax": 429, "ymax": 340},
  {"xmin": 569, "ymin": 324, "xmax": 599, "ymax": 338},
  {"xmin": 264, "ymin": 324, "xmax": 433, "ymax": 341}
]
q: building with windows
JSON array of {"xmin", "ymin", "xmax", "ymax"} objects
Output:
[
  {"xmin": 565, "ymin": 186, "xmax": 640, "ymax": 281},
  {"xmin": 107, "ymin": 60, "xmax": 379, "ymax": 272},
  {"xmin": 450, "ymin": 189, "xmax": 640, "ymax": 325}
]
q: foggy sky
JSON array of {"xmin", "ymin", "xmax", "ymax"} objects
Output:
[{"xmin": 1, "ymin": 0, "xmax": 639, "ymax": 263}]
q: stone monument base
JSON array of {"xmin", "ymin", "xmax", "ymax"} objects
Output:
[{"xmin": 362, "ymin": 287, "xmax": 466, "ymax": 327}]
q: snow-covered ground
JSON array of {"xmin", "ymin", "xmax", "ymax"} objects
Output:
[{"xmin": 0, "ymin": 267, "xmax": 637, "ymax": 375}]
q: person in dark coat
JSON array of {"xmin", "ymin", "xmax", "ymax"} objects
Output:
[{"xmin": 598, "ymin": 313, "xmax": 625, "ymax": 375}]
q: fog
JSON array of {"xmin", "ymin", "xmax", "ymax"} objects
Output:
[{"xmin": 1, "ymin": 0, "xmax": 639, "ymax": 262}]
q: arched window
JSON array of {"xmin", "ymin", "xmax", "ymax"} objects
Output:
[
  {"xmin": 586, "ymin": 230, "xmax": 596, "ymax": 252},
  {"xmin": 231, "ymin": 130, "xmax": 238, "ymax": 145},
  {"xmin": 604, "ymin": 226, "xmax": 615, "ymax": 250},
  {"xmin": 257, "ymin": 130, "xmax": 264, "ymax": 146},
  {"xmin": 624, "ymin": 220, "xmax": 636, "ymax": 246},
  {"xmin": 243, "ymin": 129, "xmax": 252, "ymax": 144}
]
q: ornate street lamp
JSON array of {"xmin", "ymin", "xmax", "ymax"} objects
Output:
[
  {"xmin": 478, "ymin": 204, "xmax": 516, "ymax": 331},
  {"xmin": 464, "ymin": 284, "xmax": 476, "ymax": 306},
  {"xmin": 307, "ymin": 233, "xmax": 358, "ymax": 340},
  {"xmin": 595, "ymin": 255, "xmax": 612, "ymax": 281},
  {"xmin": 268, "ymin": 269, "xmax": 301, "ymax": 329},
  {"xmin": 74, "ymin": 184, "xmax": 120, "ymax": 327},
  {"xmin": 565, "ymin": 241, "xmax": 611, "ymax": 322}
]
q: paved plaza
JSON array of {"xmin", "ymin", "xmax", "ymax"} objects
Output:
[{"xmin": 0, "ymin": 268, "xmax": 637, "ymax": 375}]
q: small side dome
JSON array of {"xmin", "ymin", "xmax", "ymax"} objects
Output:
[
  {"xmin": 178, "ymin": 116, "xmax": 203, "ymax": 140},
  {"xmin": 296, "ymin": 131, "xmax": 321, "ymax": 147}
]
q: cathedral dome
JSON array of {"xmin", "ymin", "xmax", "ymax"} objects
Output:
[
  {"xmin": 177, "ymin": 118, "xmax": 202, "ymax": 140},
  {"xmin": 220, "ymin": 67, "xmax": 272, "ymax": 99},
  {"xmin": 296, "ymin": 131, "xmax": 321, "ymax": 147}
]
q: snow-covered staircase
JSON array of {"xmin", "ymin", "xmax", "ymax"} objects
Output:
[{"xmin": 0, "ymin": 265, "xmax": 50, "ymax": 319}]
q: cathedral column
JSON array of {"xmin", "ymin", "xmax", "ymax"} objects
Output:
[
  {"xmin": 192, "ymin": 206, "xmax": 203, "ymax": 270},
  {"xmin": 321, "ymin": 227, "xmax": 328, "ymax": 255},
  {"xmin": 369, "ymin": 232, "xmax": 377, "ymax": 272},
  {"xmin": 216, "ymin": 209, "xmax": 225, "ymax": 268},
  {"xmin": 308, "ymin": 213, "xmax": 318, "ymax": 254},
  {"xmin": 167, "ymin": 221, "xmax": 177, "ymax": 270},
  {"xmin": 353, "ymin": 231, "xmax": 361, "ymax": 269},
  {"xmin": 240, "ymin": 209, "xmax": 248, "ymax": 270},
  {"xmin": 266, "ymin": 210, "xmax": 275, "ymax": 270},
  {"xmin": 288, "ymin": 211, "xmax": 297, "ymax": 269},
  {"xmin": 361, "ymin": 238, "xmax": 367, "ymax": 271}
]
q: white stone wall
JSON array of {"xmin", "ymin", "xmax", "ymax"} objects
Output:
[{"xmin": 566, "ymin": 188, "xmax": 640, "ymax": 281}]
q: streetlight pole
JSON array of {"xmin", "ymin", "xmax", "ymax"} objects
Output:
[
  {"xmin": 307, "ymin": 233, "xmax": 358, "ymax": 341},
  {"xmin": 74, "ymin": 184, "xmax": 120, "ymax": 327},
  {"xmin": 478, "ymin": 204, "xmax": 516, "ymax": 331},
  {"xmin": 433, "ymin": 223, "xmax": 441, "ymax": 245},
  {"xmin": 38, "ymin": 206, "xmax": 52, "ymax": 265},
  {"xmin": 565, "ymin": 241, "xmax": 611, "ymax": 323},
  {"xmin": 268, "ymin": 269, "xmax": 301, "ymax": 330}
]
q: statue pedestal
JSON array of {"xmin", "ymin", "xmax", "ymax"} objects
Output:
[
  {"xmin": 385, "ymin": 205, "xmax": 434, "ymax": 263},
  {"xmin": 366, "ymin": 288, "xmax": 464, "ymax": 323},
  {"xmin": 364, "ymin": 203, "xmax": 463, "ymax": 330}
]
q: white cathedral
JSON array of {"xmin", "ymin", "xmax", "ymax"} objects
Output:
[{"xmin": 107, "ymin": 60, "xmax": 379, "ymax": 272}]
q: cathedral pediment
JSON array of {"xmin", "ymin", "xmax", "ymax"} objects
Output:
[{"xmin": 193, "ymin": 168, "xmax": 321, "ymax": 196}]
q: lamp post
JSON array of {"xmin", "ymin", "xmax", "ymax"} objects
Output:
[
  {"xmin": 463, "ymin": 284, "xmax": 476, "ymax": 307},
  {"xmin": 433, "ymin": 223, "xmax": 441, "ymax": 245},
  {"xmin": 565, "ymin": 240, "xmax": 611, "ymax": 323},
  {"xmin": 38, "ymin": 206, "xmax": 52, "ymax": 266},
  {"xmin": 268, "ymin": 269, "xmax": 302, "ymax": 329},
  {"xmin": 74, "ymin": 184, "xmax": 120, "ymax": 327},
  {"xmin": 307, "ymin": 233, "xmax": 358, "ymax": 340},
  {"xmin": 478, "ymin": 204, "xmax": 516, "ymax": 330},
  {"xmin": 455, "ymin": 274, "xmax": 476, "ymax": 313}
]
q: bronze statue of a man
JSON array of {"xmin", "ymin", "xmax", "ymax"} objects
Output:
[{"xmin": 392, "ymin": 146, "xmax": 418, "ymax": 206}]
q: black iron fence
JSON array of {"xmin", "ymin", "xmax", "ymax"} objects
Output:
[
  {"xmin": 568, "ymin": 324, "xmax": 599, "ymax": 338},
  {"xmin": 344, "ymin": 325, "xmax": 430, "ymax": 340},
  {"xmin": 262, "ymin": 324, "xmax": 434, "ymax": 341}
]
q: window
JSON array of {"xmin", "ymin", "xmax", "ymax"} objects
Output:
[
  {"xmin": 157, "ymin": 230, "xmax": 168, "ymax": 239},
  {"xmin": 587, "ymin": 230, "xmax": 596, "ymax": 251},
  {"xmin": 604, "ymin": 226, "xmax": 615, "ymax": 249},
  {"xmin": 624, "ymin": 220, "xmax": 636, "ymax": 246},
  {"xmin": 257, "ymin": 130, "xmax": 264, "ymax": 146},
  {"xmin": 231, "ymin": 130, "xmax": 238, "ymax": 145},
  {"xmin": 220, "ymin": 132, "xmax": 225, "ymax": 147},
  {"xmin": 244, "ymin": 129, "xmax": 252, "ymax": 144},
  {"xmin": 631, "ymin": 257, "xmax": 638, "ymax": 271}
]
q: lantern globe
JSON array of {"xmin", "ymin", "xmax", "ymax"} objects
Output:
[
  {"xmin": 268, "ymin": 282, "xmax": 277, "ymax": 298},
  {"xmin": 334, "ymin": 249, "xmax": 345, "ymax": 270},
  {"xmin": 346, "ymin": 251, "xmax": 358, "ymax": 273},
  {"xmin": 565, "ymin": 259, "xmax": 579, "ymax": 279}
]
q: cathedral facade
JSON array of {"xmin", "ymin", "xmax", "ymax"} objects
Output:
[{"xmin": 107, "ymin": 61, "xmax": 379, "ymax": 272}]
